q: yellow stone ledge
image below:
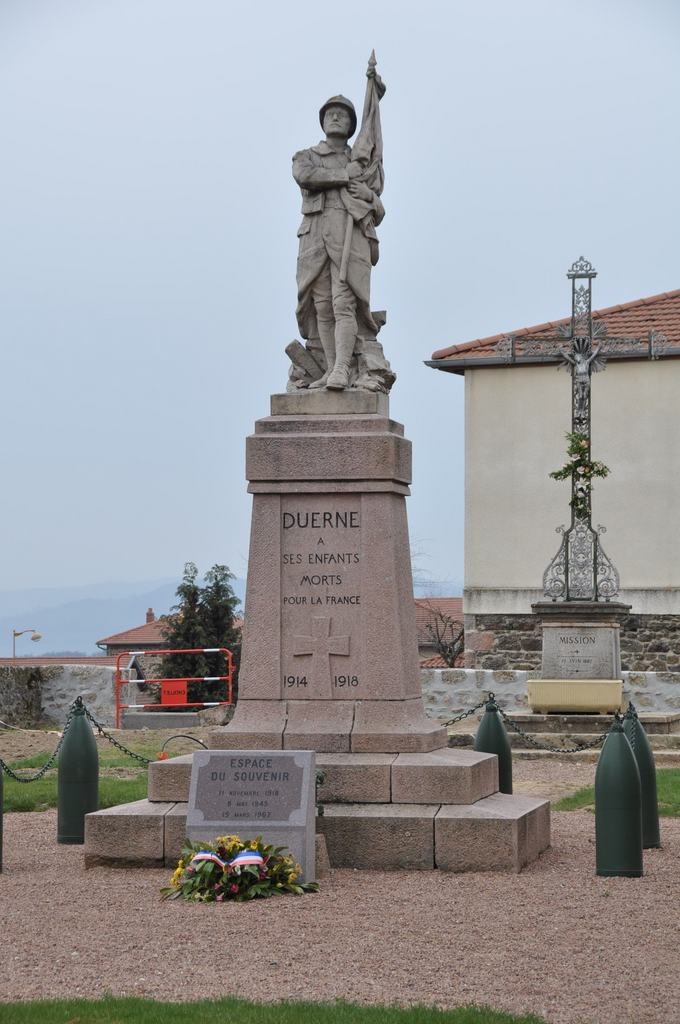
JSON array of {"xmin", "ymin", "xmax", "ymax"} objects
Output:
[{"xmin": 527, "ymin": 679, "xmax": 623, "ymax": 715}]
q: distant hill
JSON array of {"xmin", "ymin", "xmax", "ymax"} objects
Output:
[{"xmin": 0, "ymin": 577, "xmax": 245, "ymax": 658}]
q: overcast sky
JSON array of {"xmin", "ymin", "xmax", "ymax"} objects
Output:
[{"xmin": 1, "ymin": 0, "xmax": 678, "ymax": 594}]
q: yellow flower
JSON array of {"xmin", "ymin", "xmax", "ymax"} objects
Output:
[
  {"xmin": 170, "ymin": 866, "xmax": 183, "ymax": 887},
  {"xmin": 249, "ymin": 841, "xmax": 259, "ymax": 850},
  {"xmin": 286, "ymin": 872, "xmax": 297, "ymax": 884}
]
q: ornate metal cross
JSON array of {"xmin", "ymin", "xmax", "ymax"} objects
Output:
[
  {"xmin": 542, "ymin": 257, "xmax": 620, "ymax": 601},
  {"xmin": 293, "ymin": 616, "xmax": 350, "ymax": 692}
]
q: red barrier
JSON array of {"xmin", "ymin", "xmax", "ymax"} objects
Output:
[{"xmin": 115, "ymin": 647, "xmax": 233, "ymax": 728}]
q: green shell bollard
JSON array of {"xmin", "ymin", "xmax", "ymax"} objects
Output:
[
  {"xmin": 474, "ymin": 693, "xmax": 513, "ymax": 794},
  {"xmin": 57, "ymin": 698, "xmax": 99, "ymax": 844},
  {"xmin": 623, "ymin": 702, "xmax": 661, "ymax": 850},
  {"xmin": 595, "ymin": 716, "xmax": 642, "ymax": 877}
]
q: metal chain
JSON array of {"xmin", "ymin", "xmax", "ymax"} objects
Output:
[
  {"xmin": 443, "ymin": 698, "xmax": 488, "ymax": 728},
  {"xmin": 498, "ymin": 706, "xmax": 608, "ymax": 753},
  {"xmin": 83, "ymin": 706, "xmax": 153, "ymax": 766},
  {"xmin": 0, "ymin": 704, "xmax": 76, "ymax": 782},
  {"xmin": 441, "ymin": 692, "xmax": 609, "ymax": 754}
]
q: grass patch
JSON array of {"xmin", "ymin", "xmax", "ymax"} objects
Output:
[
  {"xmin": 554, "ymin": 767, "xmax": 680, "ymax": 814},
  {"xmin": 1, "ymin": 773, "xmax": 147, "ymax": 812},
  {"xmin": 1, "ymin": 734, "xmax": 168, "ymax": 811},
  {"xmin": 0, "ymin": 997, "xmax": 548, "ymax": 1024}
]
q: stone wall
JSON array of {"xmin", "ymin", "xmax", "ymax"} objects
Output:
[
  {"xmin": 0, "ymin": 666, "xmax": 44, "ymax": 726},
  {"xmin": 420, "ymin": 667, "xmax": 680, "ymax": 719},
  {"xmin": 0, "ymin": 665, "xmax": 117, "ymax": 728},
  {"xmin": 463, "ymin": 613, "xmax": 680, "ymax": 673},
  {"xmin": 41, "ymin": 665, "xmax": 117, "ymax": 726}
]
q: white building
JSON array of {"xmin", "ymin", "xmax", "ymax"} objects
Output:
[{"xmin": 428, "ymin": 285, "xmax": 680, "ymax": 673}]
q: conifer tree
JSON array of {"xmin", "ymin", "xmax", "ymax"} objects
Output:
[{"xmin": 160, "ymin": 562, "xmax": 241, "ymax": 701}]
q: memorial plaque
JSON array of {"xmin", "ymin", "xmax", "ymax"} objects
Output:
[
  {"xmin": 281, "ymin": 493, "xmax": 363, "ymax": 700},
  {"xmin": 186, "ymin": 749, "xmax": 316, "ymax": 881},
  {"xmin": 541, "ymin": 625, "xmax": 618, "ymax": 679}
]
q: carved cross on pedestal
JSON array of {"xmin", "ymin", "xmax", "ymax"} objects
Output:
[{"xmin": 293, "ymin": 616, "xmax": 350, "ymax": 694}]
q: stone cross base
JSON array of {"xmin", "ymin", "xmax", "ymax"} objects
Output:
[{"xmin": 532, "ymin": 600, "xmax": 631, "ymax": 680}]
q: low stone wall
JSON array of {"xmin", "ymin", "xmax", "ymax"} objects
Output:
[
  {"xmin": 0, "ymin": 666, "xmax": 44, "ymax": 727},
  {"xmin": 464, "ymin": 613, "xmax": 680, "ymax": 673},
  {"xmin": 41, "ymin": 665, "xmax": 117, "ymax": 726},
  {"xmin": 0, "ymin": 665, "xmax": 117, "ymax": 728},
  {"xmin": 421, "ymin": 667, "xmax": 680, "ymax": 719}
]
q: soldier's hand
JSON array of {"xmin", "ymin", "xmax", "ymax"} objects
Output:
[{"xmin": 348, "ymin": 180, "xmax": 373, "ymax": 202}]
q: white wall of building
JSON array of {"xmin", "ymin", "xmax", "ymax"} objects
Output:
[{"xmin": 464, "ymin": 359, "xmax": 680, "ymax": 614}]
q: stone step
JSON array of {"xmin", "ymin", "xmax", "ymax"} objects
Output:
[
  {"xmin": 147, "ymin": 747, "xmax": 499, "ymax": 806},
  {"xmin": 447, "ymin": 730, "xmax": 680, "ymax": 751},
  {"xmin": 505, "ymin": 712, "xmax": 680, "ymax": 736},
  {"xmin": 318, "ymin": 794, "xmax": 550, "ymax": 872},
  {"xmin": 121, "ymin": 710, "xmax": 202, "ymax": 730},
  {"xmin": 85, "ymin": 793, "xmax": 550, "ymax": 873}
]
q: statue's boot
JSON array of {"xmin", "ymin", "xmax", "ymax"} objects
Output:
[
  {"xmin": 308, "ymin": 321, "xmax": 336, "ymax": 389},
  {"xmin": 326, "ymin": 331, "xmax": 354, "ymax": 390}
]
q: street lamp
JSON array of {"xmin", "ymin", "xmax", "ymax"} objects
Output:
[{"xmin": 12, "ymin": 628, "xmax": 42, "ymax": 659}]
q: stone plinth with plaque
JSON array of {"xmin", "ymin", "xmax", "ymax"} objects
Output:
[{"xmin": 529, "ymin": 601, "xmax": 630, "ymax": 713}]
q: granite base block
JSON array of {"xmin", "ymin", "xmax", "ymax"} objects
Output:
[
  {"xmin": 351, "ymin": 699, "xmax": 448, "ymax": 752},
  {"xmin": 434, "ymin": 794, "xmax": 550, "ymax": 873},
  {"xmin": 391, "ymin": 748, "xmax": 498, "ymax": 805},
  {"xmin": 164, "ymin": 803, "xmax": 188, "ymax": 866},
  {"xmin": 208, "ymin": 700, "xmax": 286, "ymax": 749},
  {"xmin": 318, "ymin": 803, "xmax": 437, "ymax": 869},
  {"xmin": 317, "ymin": 753, "xmax": 395, "ymax": 803},
  {"xmin": 284, "ymin": 701, "xmax": 355, "ymax": 753},
  {"xmin": 148, "ymin": 754, "xmax": 193, "ymax": 803},
  {"xmin": 84, "ymin": 799, "xmax": 173, "ymax": 867}
]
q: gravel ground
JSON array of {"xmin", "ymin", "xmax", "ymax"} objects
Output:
[{"xmin": 1, "ymin": 757, "xmax": 679, "ymax": 1024}]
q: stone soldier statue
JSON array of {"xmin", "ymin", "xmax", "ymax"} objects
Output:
[{"xmin": 288, "ymin": 55, "xmax": 395, "ymax": 394}]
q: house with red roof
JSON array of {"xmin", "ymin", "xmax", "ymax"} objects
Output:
[
  {"xmin": 427, "ymin": 284, "xmax": 680, "ymax": 673},
  {"xmin": 96, "ymin": 608, "xmax": 169, "ymax": 655}
]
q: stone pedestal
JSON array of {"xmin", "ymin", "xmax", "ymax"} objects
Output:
[
  {"xmin": 213, "ymin": 391, "xmax": 446, "ymax": 753},
  {"xmin": 529, "ymin": 600, "xmax": 631, "ymax": 713},
  {"xmin": 532, "ymin": 601, "xmax": 631, "ymax": 679},
  {"xmin": 84, "ymin": 392, "xmax": 551, "ymax": 874}
]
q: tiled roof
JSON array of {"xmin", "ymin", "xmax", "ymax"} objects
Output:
[
  {"xmin": 414, "ymin": 597, "xmax": 463, "ymax": 645},
  {"xmin": 429, "ymin": 289, "xmax": 680, "ymax": 372},
  {"xmin": 96, "ymin": 619, "xmax": 169, "ymax": 648},
  {"xmin": 97, "ymin": 616, "xmax": 244, "ymax": 649},
  {"xmin": 419, "ymin": 654, "xmax": 449, "ymax": 669}
]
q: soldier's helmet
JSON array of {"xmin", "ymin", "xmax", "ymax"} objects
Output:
[{"xmin": 319, "ymin": 95, "xmax": 357, "ymax": 137}]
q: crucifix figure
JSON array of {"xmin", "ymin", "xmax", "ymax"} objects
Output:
[
  {"xmin": 542, "ymin": 257, "xmax": 619, "ymax": 601},
  {"xmin": 293, "ymin": 616, "xmax": 350, "ymax": 694}
]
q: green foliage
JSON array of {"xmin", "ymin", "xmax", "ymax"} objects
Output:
[
  {"xmin": 161, "ymin": 834, "xmax": 319, "ymax": 902},
  {"xmin": 554, "ymin": 768, "xmax": 680, "ymax": 815},
  {"xmin": 1, "ymin": 771, "xmax": 147, "ymax": 812},
  {"xmin": 549, "ymin": 431, "xmax": 610, "ymax": 519},
  {"xmin": 160, "ymin": 562, "xmax": 241, "ymax": 700},
  {"xmin": 0, "ymin": 997, "xmax": 549, "ymax": 1024}
]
